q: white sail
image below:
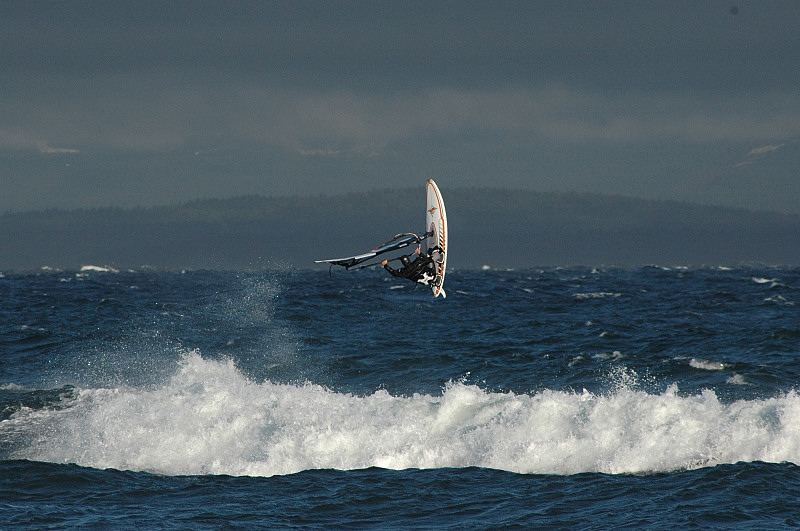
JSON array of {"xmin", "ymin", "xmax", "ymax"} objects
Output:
[{"xmin": 425, "ymin": 179, "xmax": 448, "ymax": 298}]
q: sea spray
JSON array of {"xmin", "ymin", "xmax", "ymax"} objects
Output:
[{"xmin": 4, "ymin": 352, "xmax": 799, "ymax": 477}]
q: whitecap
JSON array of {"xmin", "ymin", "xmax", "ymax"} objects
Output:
[
  {"xmin": 689, "ymin": 358, "xmax": 726, "ymax": 371},
  {"xmin": 593, "ymin": 350, "xmax": 624, "ymax": 361},
  {"xmin": 80, "ymin": 265, "xmax": 119, "ymax": 273},
  {"xmin": 19, "ymin": 325, "xmax": 46, "ymax": 332},
  {"xmin": 752, "ymin": 277, "xmax": 777, "ymax": 284},
  {"xmin": 574, "ymin": 292, "xmax": 621, "ymax": 300},
  {"xmin": 764, "ymin": 295, "xmax": 794, "ymax": 306},
  {"xmin": 726, "ymin": 374, "xmax": 749, "ymax": 385},
  {"xmin": 568, "ymin": 355, "xmax": 585, "ymax": 367}
]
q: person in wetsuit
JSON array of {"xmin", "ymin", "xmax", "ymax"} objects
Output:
[{"xmin": 380, "ymin": 245, "xmax": 439, "ymax": 285}]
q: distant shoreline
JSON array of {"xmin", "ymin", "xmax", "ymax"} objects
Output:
[{"xmin": 2, "ymin": 189, "xmax": 799, "ymax": 270}]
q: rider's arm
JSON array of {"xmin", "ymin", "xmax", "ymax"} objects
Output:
[
  {"xmin": 382, "ymin": 260, "xmax": 403, "ymax": 277},
  {"xmin": 385, "ymin": 264, "xmax": 403, "ymax": 277}
]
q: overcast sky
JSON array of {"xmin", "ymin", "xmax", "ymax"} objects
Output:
[{"xmin": 2, "ymin": 1, "xmax": 799, "ymax": 213}]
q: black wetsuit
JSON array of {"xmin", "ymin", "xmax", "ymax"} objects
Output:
[{"xmin": 383, "ymin": 252, "xmax": 436, "ymax": 283}]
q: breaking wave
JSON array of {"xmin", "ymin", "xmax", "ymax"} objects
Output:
[{"xmin": 2, "ymin": 352, "xmax": 799, "ymax": 477}]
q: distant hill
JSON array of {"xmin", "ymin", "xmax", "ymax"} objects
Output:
[{"xmin": 2, "ymin": 189, "xmax": 799, "ymax": 270}]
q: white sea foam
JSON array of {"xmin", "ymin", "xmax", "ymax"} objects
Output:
[
  {"xmin": 752, "ymin": 277, "xmax": 777, "ymax": 284},
  {"xmin": 593, "ymin": 350, "xmax": 624, "ymax": 361},
  {"xmin": 574, "ymin": 292, "xmax": 621, "ymax": 300},
  {"xmin": 726, "ymin": 374, "xmax": 749, "ymax": 386},
  {"xmin": 19, "ymin": 325, "xmax": 47, "ymax": 332},
  {"xmin": 80, "ymin": 265, "xmax": 120, "ymax": 273},
  {"xmin": 3, "ymin": 352, "xmax": 799, "ymax": 477},
  {"xmin": 689, "ymin": 359, "xmax": 726, "ymax": 371},
  {"xmin": 568, "ymin": 355, "xmax": 585, "ymax": 367},
  {"xmin": 764, "ymin": 295, "xmax": 794, "ymax": 306}
]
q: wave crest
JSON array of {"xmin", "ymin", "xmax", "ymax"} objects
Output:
[{"xmin": 3, "ymin": 352, "xmax": 799, "ymax": 477}]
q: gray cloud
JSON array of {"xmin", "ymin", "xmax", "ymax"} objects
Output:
[
  {"xmin": 3, "ymin": 2, "xmax": 799, "ymax": 92},
  {"xmin": 5, "ymin": 84, "xmax": 800, "ymax": 157},
  {"xmin": 37, "ymin": 144, "xmax": 80, "ymax": 155},
  {"xmin": 0, "ymin": 127, "xmax": 79, "ymax": 155},
  {"xmin": 733, "ymin": 142, "xmax": 790, "ymax": 167},
  {"xmin": 1, "ymin": 1, "xmax": 799, "ymax": 214},
  {"xmin": 0, "ymin": 128, "xmax": 34, "ymax": 151},
  {"xmin": 747, "ymin": 144, "xmax": 785, "ymax": 156}
]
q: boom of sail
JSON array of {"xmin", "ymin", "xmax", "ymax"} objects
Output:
[{"xmin": 314, "ymin": 233, "xmax": 424, "ymax": 270}]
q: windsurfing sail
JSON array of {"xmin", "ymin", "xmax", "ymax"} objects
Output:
[
  {"xmin": 425, "ymin": 179, "xmax": 448, "ymax": 298},
  {"xmin": 314, "ymin": 233, "xmax": 423, "ymax": 270},
  {"xmin": 315, "ymin": 179, "xmax": 448, "ymax": 298}
]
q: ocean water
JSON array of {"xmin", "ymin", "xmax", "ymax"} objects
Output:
[{"xmin": 1, "ymin": 266, "xmax": 799, "ymax": 528}]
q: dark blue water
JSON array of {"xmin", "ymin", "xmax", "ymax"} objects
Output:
[{"xmin": 2, "ymin": 266, "xmax": 799, "ymax": 528}]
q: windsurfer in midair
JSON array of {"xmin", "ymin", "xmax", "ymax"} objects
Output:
[{"xmin": 381, "ymin": 245, "xmax": 441, "ymax": 285}]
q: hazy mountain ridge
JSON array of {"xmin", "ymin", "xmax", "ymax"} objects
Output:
[{"xmin": 2, "ymin": 189, "xmax": 799, "ymax": 270}]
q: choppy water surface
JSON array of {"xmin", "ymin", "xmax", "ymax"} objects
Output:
[{"xmin": 1, "ymin": 266, "xmax": 799, "ymax": 527}]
